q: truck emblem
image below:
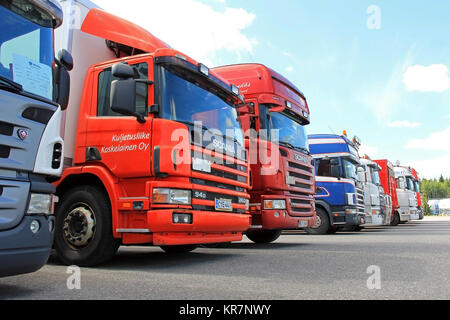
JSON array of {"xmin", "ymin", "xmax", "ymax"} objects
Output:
[
  {"xmin": 17, "ymin": 129, "xmax": 28, "ymax": 141},
  {"xmin": 294, "ymin": 154, "xmax": 308, "ymax": 163}
]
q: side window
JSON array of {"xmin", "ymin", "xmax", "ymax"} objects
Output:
[
  {"xmin": 97, "ymin": 62, "xmax": 149, "ymax": 117},
  {"xmin": 316, "ymin": 158, "xmax": 340, "ymax": 178}
]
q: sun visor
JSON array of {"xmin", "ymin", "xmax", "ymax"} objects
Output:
[{"xmin": 81, "ymin": 8, "xmax": 170, "ymax": 53}]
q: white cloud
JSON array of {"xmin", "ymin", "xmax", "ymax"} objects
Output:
[
  {"xmin": 358, "ymin": 47, "xmax": 415, "ymax": 123},
  {"xmin": 403, "ymin": 64, "xmax": 450, "ymax": 92},
  {"xmin": 285, "ymin": 66, "xmax": 294, "ymax": 73},
  {"xmin": 407, "ymin": 155, "xmax": 450, "ymax": 179},
  {"xmin": 406, "ymin": 127, "xmax": 450, "ymax": 152},
  {"xmin": 388, "ymin": 120, "xmax": 422, "ymax": 128},
  {"xmin": 359, "ymin": 144, "xmax": 378, "ymax": 158},
  {"xmin": 92, "ymin": 0, "xmax": 257, "ymax": 66}
]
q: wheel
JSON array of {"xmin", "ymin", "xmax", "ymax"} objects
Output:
[
  {"xmin": 344, "ymin": 225, "xmax": 363, "ymax": 232},
  {"xmin": 305, "ymin": 208, "xmax": 330, "ymax": 235},
  {"xmin": 246, "ymin": 230, "xmax": 282, "ymax": 244},
  {"xmin": 55, "ymin": 185, "xmax": 120, "ymax": 267},
  {"xmin": 161, "ymin": 245, "xmax": 198, "ymax": 253},
  {"xmin": 390, "ymin": 212, "xmax": 400, "ymax": 226},
  {"xmin": 327, "ymin": 227, "xmax": 339, "ymax": 234}
]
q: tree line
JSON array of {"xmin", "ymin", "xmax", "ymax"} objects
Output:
[{"xmin": 421, "ymin": 175, "xmax": 450, "ymax": 215}]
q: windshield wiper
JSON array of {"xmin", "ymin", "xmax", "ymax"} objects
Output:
[
  {"xmin": 178, "ymin": 120, "xmax": 243, "ymax": 147},
  {"xmin": 278, "ymin": 141, "xmax": 311, "ymax": 155},
  {"xmin": 0, "ymin": 75, "xmax": 23, "ymax": 93}
]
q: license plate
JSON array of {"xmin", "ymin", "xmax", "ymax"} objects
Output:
[
  {"xmin": 298, "ymin": 220, "xmax": 308, "ymax": 228},
  {"xmin": 215, "ymin": 198, "xmax": 233, "ymax": 211}
]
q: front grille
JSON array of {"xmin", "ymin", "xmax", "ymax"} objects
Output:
[
  {"xmin": 291, "ymin": 199, "xmax": 311, "ymax": 205},
  {"xmin": 189, "ymin": 144, "xmax": 249, "ymax": 214},
  {"xmin": 294, "ymin": 182, "xmax": 311, "ymax": 189},
  {"xmin": 289, "ymin": 171, "xmax": 311, "ymax": 181},
  {"xmin": 356, "ymin": 188, "xmax": 365, "ymax": 213},
  {"xmin": 291, "ymin": 207, "xmax": 311, "ymax": 213},
  {"xmin": 288, "ymin": 161, "xmax": 312, "ymax": 173},
  {"xmin": 289, "ymin": 190, "xmax": 311, "ymax": 197},
  {"xmin": 190, "ymin": 178, "xmax": 245, "ymax": 192},
  {"xmin": 0, "ymin": 122, "xmax": 13, "ymax": 136},
  {"xmin": 0, "ymin": 146, "xmax": 10, "ymax": 159}
]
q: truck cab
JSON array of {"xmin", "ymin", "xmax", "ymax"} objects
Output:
[
  {"xmin": 359, "ymin": 157, "xmax": 391, "ymax": 226},
  {"xmin": 0, "ymin": 0, "xmax": 71, "ymax": 277},
  {"xmin": 307, "ymin": 134, "xmax": 365, "ymax": 234},
  {"xmin": 411, "ymin": 168, "xmax": 424, "ymax": 220},
  {"xmin": 53, "ymin": 4, "xmax": 251, "ymax": 266},
  {"xmin": 213, "ymin": 64, "xmax": 316, "ymax": 243},
  {"xmin": 394, "ymin": 165, "xmax": 419, "ymax": 223}
]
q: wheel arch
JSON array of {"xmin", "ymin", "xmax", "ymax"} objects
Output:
[{"xmin": 55, "ymin": 166, "xmax": 120, "ymax": 237}]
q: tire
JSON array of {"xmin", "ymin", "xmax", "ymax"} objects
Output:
[
  {"xmin": 344, "ymin": 225, "xmax": 363, "ymax": 232},
  {"xmin": 246, "ymin": 230, "xmax": 282, "ymax": 244},
  {"xmin": 55, "ymin": 185, "xmax": 120, "ymax": 267},
  {"xmin": 327, "ymin": 227, "xmax": 339, "ymax": 234},
  {"xmin": 305, "ymin": 208, "xmax": 330, "ymax": 235},
  {"xmin": 161, "ymin": 245, "xmax": 198, "ymax": 253},
  {"xmin": 390, "ymin": 212, "xmax": 400, "ymax": 226}
]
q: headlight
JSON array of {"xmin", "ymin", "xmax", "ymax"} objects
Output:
[
  {"xmin": 27, "ymin": 194, "xmax": 53, "ymax": 215},
  {"xmin": 152, "ymin": 188, "xmax": 191, "ymax": 205},
  {"xmin": 263, "ymin": 199, "xmax": 286, "ymax": 210}
]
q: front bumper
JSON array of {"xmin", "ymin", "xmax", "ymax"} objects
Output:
[
  {"xmin": 0, "ymin": 215, "xmax": 54, "ymax": 278},
  {"xmin": 362, "ymin": 213, "xmax": 384, "ymax": 226},
  {"xmin": 117, "ymin": 209, "xmax": 251, "ymax": 246},
  {"xmin": 250, "ymin": 210, "xmax": 316, "ymax": 230}
]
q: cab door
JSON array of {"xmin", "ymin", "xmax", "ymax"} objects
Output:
[{"xmin": 85, "ymin": 57, "xmax": 154, "ymax": 179}]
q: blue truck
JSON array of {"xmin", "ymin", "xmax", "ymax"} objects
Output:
[
  {"xmin": 0, "ymin": 0, "xmax": 72, "ymax": 277},
  {"xmin": 306, "ymin": 134, "xmax": 365, "ymax": 234}
]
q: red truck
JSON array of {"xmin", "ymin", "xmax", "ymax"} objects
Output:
[
  {"xmin": 374, "ymin": 159, "xmax": 399, "ymax": 225},
  {"xmin": 411, "ymin": 168, "xmax": 424, "ymax": 220},
  {"xmin": 213, "ymin": 64, "xmax": 316, "ymax": 243},
  {"xmin": 53, "ymin": 4, "xmax": 251, "ymax": 266}
]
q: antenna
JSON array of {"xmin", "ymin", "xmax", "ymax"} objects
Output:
[{"xmin": 328, "ymin": 125, "xmax": 336, "ymax": 135}]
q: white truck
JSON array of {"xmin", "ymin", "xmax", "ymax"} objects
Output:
[
  {"xmin": 359, "ymin": 157, "xmax": 392, "ymax": 226},
  {"xmin": 0, "ymin": 0, "xmax": 72, "ymax": 277},
  {"xmin": 394, "ymin": 165, "xmax": 419, "ymax": 223}
]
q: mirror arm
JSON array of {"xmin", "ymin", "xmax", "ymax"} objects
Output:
[
  {"xmin": 136, "ymin": 79, "xmax": 154, "ymax": 85},
  {"xmin": 133, "ymin": 113, "xmax": 146, "ymax": 124}
]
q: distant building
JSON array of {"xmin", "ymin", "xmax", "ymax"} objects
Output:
[{"xmin": 428, "ymin": 199, "xmax": 450, "ymax": 215}]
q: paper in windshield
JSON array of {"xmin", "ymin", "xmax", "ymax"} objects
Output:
[{"xmin": 12, "ymin": 54, "xmax": 52, "ymax": 100}]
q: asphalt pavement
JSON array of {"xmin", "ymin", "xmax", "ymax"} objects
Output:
[{"xmin": 1, "ymin": 217, "xmax": 449, "ymax": 300}]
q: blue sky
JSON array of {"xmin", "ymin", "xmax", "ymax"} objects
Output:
[{"xmin": 94, "ymin": 0, "xmax": 450, "ymax": 178}]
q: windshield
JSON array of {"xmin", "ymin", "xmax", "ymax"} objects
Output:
[
  {"xmin": 160, "ymin": 66, "xmax": 244, "ymax": 147},
  {"xmin": 371, "ymin": 167, "xmax": 381, "ymax": 185},
  {"xmin": 342, "ymin": 158, "xmax": 359, "ymax": 181},
  {"xmin": 260, "ymin": 104, "xmax": 309, "ymax": 152},
  {"xmin": 406, "ymin": 177, "xmax": 415, "ymax": 191},
  {"xmin": 0, "ymin": 3, "xmax": 54, "ymax": 100},
  {"xmin": 414, "ymin": 181, "xmax": 420, "ymax": 193}
]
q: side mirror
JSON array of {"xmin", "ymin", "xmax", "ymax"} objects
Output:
[
  {"xmin": 269, "ymin": 105, "xmax": 285, "ymax": 113},
  {"xmin": 357, "ymin": 166, "xmax": 365, "ymax": 182},
  {"xmin": 330, "ymin": 164, "xmax": 340, "ymax": 178},
  {"xmin": 110, "ymin": 78, "xmax": 146, "ymax": 124},
  {"xmin": 54, "ymin": 49, "xmax": 73, "ymax": 111},
  {"xmin": 56, "ymin": 49, "xmax": 73, "ymax": 71},
  {"xmin": 238, "ymin": 103, "xmax": 255, "ymax": 116},
  {"xmin": 112, "ymin": 63, "xmax": 135, "ymax": 79},
  {"xmin": 398, "ymin": 177, "xmax": 406, "ymax": 189}
]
